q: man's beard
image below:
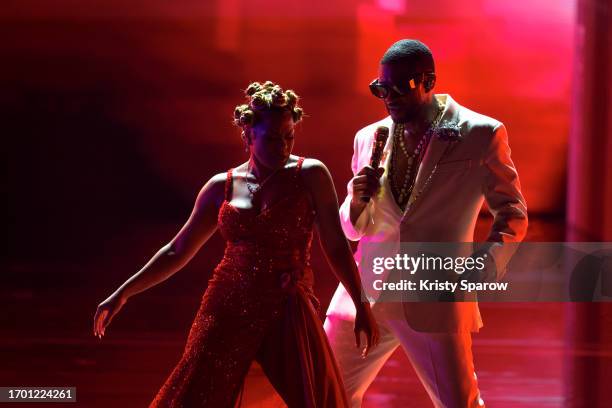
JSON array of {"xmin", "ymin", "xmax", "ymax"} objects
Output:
[{"xmin": 388, "ymin": 104, "xmax": 425, "ymax": 124}]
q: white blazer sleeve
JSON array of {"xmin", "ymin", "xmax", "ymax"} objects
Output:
[
  {"xmin": 482, "ymin": 123, "xmax": 529, "ymax": 280},
  {"xmin": 339, "ymin": 131, "xmax": 374, "ymax": 241}
]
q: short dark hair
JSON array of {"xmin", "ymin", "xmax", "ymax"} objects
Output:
[{"xmin": 381, "ymin": 39, "xmax": 435, "ymax": 73}]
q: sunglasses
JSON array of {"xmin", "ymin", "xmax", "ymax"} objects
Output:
[{"xmin": 369, "ymin": 72, "xmax": 433, "ymax": 98}]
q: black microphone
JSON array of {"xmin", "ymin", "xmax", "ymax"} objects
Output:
[{"xmin": 361, "ymin": 126, "xmax": 389, "ymax": 202}]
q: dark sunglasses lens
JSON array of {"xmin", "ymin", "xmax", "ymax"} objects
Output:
[{"xmin": 369, "ymin": 84, "xmax": 388, "ymax": 98}]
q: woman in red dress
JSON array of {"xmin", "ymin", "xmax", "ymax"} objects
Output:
[{"xmin": 93, "ymin": 81, "xmax": 379, "ymax": 407}]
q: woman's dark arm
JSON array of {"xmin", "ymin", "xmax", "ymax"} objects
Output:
[
  {"xmin": 93, "ymin": 173, "xmax": 225, "ymax": 338},
  {"xmin": 301, "ymin": 158, "xmax": 380, "ymax": 354}
]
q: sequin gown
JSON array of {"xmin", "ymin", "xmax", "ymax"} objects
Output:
[{"xmin": 149, "ymin": 157, "xmax": 349, "ymax": 408}]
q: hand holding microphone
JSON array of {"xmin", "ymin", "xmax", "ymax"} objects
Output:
[{"xmin": 353, "ymin": 126, "xmax": 389, "ymax": 203}]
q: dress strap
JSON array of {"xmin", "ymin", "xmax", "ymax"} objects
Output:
[
  {"xmin": 296, "ymin": 157, "xmax": 305, "ymax": 173},
  {"xmin": 224, "ymin": 169, "xmax": 233, "ymax": 201},
  {"xmin": 293, "ymin": 157, "xmax": 305, "ymax": 184}
]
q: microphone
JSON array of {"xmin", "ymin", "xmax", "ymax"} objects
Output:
[{"xmin": 362, "ymin": 126, "xmax": 389, "ymax": 202}]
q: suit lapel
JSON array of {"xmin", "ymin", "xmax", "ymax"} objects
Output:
[
  {"xmin": 405, "ymin": 135, "xmax": 449, "ymax": 210},
  {"xmin": 379, "ymin": 119, "xmax": 405, "ymax": 217},
  {"xmin": 402, "ymin": 94, "xmax": 459, "ymax": 217},
  {"xmin": 380, "ymin": 118, "xmax": 394, "ymax": 169}
]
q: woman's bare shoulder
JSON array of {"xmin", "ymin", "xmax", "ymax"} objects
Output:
[
  {"xmin": 298, "ymin": 157, "xmax": 336, "ymax": 196},
  {"xmin": 207, "ymin": 172, "xmax": 228, "ymax": 188},
  {"xmin": 300, "ymin": 157, "xmax": 331, "ymax": 178},
  {"xmin": 195, "ymin": 171, "xmax": 230, "ymax": 207}
]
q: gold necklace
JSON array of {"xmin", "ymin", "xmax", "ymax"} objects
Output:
[{"xmin": 390, "ymin": 100, "xmax": 445, "ymax": 208}]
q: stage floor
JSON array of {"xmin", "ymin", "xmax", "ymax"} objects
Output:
[{"xmin": 2, "ymin": 218, "xmax": 608, "ymax": 407}]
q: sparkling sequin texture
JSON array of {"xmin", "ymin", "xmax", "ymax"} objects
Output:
[{"xmin": 149, "ymin": 157, "xmax": 349, "ymax": 408}]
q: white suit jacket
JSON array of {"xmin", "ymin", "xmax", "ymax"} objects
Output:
[{"xmin": 327, "ymin": 94, "xmax": 528, "ymax": 333}]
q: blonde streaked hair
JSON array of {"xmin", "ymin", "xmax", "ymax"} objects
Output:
[{"xmin": 233, "ymin": 81, "xmax": 304, "ymax": 133}]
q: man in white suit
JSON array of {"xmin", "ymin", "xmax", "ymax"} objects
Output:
[{"xmin": 324, "ymin": 39, "xmax": 528, "ymax": 407}]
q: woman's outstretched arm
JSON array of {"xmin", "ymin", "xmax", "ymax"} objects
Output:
[
  {"xmin": 301, "ymin": 158, "xmax": 380, "ymax": 355},
  {"xmin": 93, "ymin": 173, "xmax": 226, "ymax": 338}
]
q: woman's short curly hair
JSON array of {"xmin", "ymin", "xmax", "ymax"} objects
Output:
[{"xmin": 233, "ymin": 81, "xmax": 304, "ymax": 131}]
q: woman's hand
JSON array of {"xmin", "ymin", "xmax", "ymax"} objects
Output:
[
  {"xmin": 93, "ymin": 291, "xmax": 127, "ymax": 339},
  {"xmin": 354, "ymin": 303, "xmax": 380, "ymax": 358}
]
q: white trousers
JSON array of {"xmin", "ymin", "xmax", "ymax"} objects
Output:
[{"xmin": 324, "ymin": 303, "xmax": 485, "ymax": 408}]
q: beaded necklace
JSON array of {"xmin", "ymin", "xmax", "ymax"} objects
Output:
[{"xmin": 389, "ymin": 100, "xmax": 445, "ymax": 210}]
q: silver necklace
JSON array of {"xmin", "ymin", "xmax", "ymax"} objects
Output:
[{"xmin": 245, "ymin": 162, "xmax": 279, "ymax": 197}]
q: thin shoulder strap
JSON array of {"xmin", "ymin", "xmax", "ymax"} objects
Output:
[
  {"xmin": 296, "ymin": 157, "xmax": 305, "ymax": 173},
  {"xmin": 224, "ymin": 168, "xmax": 233, "ymax": 201},
  {"xmin": 293, "ymin": 157, "xmax": 306, "ymax": 188}
]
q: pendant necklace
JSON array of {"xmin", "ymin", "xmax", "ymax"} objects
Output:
[{"xmin": 245, "ymin": 161, "xmax": 279, "ymax": 198}]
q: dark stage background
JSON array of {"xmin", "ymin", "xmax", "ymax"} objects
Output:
[{"xmin": 2, "ymin": 0, "xmax": 611, "ymax": 407}]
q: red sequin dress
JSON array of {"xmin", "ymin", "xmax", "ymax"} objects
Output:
[{"xmin": 149, "ymin": 157, "xmax": 349, "ymax": 408}]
